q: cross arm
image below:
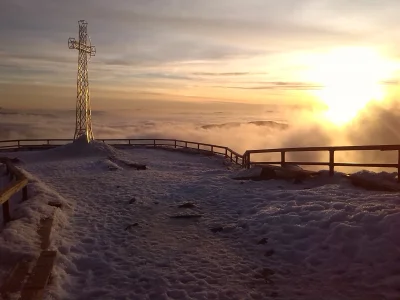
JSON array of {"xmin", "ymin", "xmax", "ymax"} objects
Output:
[{"xmin": 68, "ymin": 38, "xmax": 96, "ymax": 56}]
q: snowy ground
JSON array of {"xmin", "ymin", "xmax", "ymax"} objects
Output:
[{"xmin": 1, "ymin": 140, "xmax": 400, "ymax": 300}]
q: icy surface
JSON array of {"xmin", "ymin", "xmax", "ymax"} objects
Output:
[{"xmin": 1, "ymin": 142, "xmax": 400, "ymax": 299}]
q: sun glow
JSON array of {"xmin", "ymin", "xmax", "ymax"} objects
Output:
[{"xmin": 309, "ymin": 47, "xmax": 393, "ymax": 125}]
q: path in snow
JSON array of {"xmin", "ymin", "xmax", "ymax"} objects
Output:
[{"xmin": 14, "ymin": 146, "xmax": 400, "ymax": 300}]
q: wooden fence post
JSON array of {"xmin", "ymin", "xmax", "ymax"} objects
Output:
[
  {"xmin": 230, "ymin": 151, "xmax": 233, "ymax": 162},
  {"xmin": 225, "ymin": 148, "xmax": 228, "ymax": 158},
  {"xmin": 329, "ymin": 149, "xmax": 335, "ymax": 176},
  {"xmin": 22, "ymin": 186, "xmax": 28, "ymax": 201},
  {"xmin": 153, "ymin": 140, "xmax": 156, "ymax": 148},
  {"xmin": 3, "ymin": 201, "xmax": 10, "ymax": 225},
  {"xmin": 174, "ymin": 140, "xmax": 177, "ymax": 148},
  {"xmin": 185, "ymin": 142, "xmax": 187, "ymax": 148},
  {"xmin": 281, "ymin": 151, "xmax": 286, "ymax": 166},
  {"xmin": 398, "ymin": 150, "xmax": 400, "ymax": 183},
  {"xmin": 247, "ymin": 153, "xmax": 251, "ymax": 169},
  {"xmin": 17, "ymin": 140, "xmax": 20, "ymax": 148},
  {"xmin": 211, "ymin": 146, "xmax": 214, "ymax": 153},
  {"xmin": 128, "ymin": 139, "xmax": 131, "ymax": 145}
]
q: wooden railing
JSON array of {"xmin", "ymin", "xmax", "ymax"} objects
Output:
[
  {"xmin": 244, "ymin": 144, "xmax": 400, "ymax": 181},
  {"xmin": 0, "ymin": 158, "xmax": 28, "ymax": 225},
  {"xmin": 0, "ymin": 139, "xmax": 245, "ymax": 166},
  {"xmin": 1, "ymin": 139, "xmax": 400, "ymax": 181}
]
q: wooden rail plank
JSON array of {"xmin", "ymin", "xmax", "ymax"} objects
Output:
[
  {"xmin": 251, "ymin": 161, "xmax": 327, "ymax": 166},
  {"xmin": 38, "ymin": 218, "xmax": 54, "ymax": 250},
  {"xmin": 0, "ymin": 178, "xmax": 28, "ymax": 205},
  {"xmin": 246, "ymin": 144, "xmax": 400, "ymax": 154},
  {"xmin": 249, "ymin": 161, "xmax": 399, "ymax": 168},
  {"xmin": 0, "ymin": 158, "xmax": 29, "ymax": 224},
  {"xmin": 0, "ymin": 260, "xmax": 32, "ymax": 295},
  {"xmin": 335, "ymin": 162, "xmax": 398, "ymax": 168},
  {"xmin": 19, "ymin": 251, "xmax": 56, "ymax": 300}
]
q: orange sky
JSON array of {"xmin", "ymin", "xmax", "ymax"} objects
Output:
[{"xmin": 1, "ymin": 0, "xmax": 400, "ymax": 115}]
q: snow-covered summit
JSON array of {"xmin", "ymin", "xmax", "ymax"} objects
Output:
[
  {"xmin": 18, "ymin": 137, "xmax": 120, "ymax": 162},
  {"xmin": 50, "ymin": 136, "xmax": 118, "ymax": 158},
  {"xmin": 1, "ymin": 147, "xmax": 400, "ymax": 299}
]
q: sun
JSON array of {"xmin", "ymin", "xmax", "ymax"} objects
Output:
[{"xmin": 308, "ymin": 47, "xmax": 392, "ymax": 125}]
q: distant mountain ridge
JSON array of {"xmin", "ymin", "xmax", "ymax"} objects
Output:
[{"xmin": 201, "ymin": 120, "xmax": 288, "ymax": 130}]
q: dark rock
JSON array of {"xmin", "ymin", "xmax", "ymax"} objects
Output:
[
  {"xmin": 293, "ymin": 178, "xmax": 303, "ymax": 184},
  {"xmin": 170, "ymin": 214, "xmax": 203, "ymax": 219},
  {"xmin": 232, "ymin": 167, "xmax": 264, "ymax": 181},
  {"xmin": 259, "ymin": 167, "xmax": 277, "ymax": 180},
  {"xmin": 48, "ymin": 201, "xmax": 62, "ymax": 208},
  {"xmin": 108, "ymin": 155, "xmax": 147, "ymax": 170},
  {"xmin": 210, "ymin": 226, "xmax": 223, "ymax": 233},
  {"xmin": 124, "ymin": 223, "xmax": 139, "ymax": 230},
  {"xmin": 255, "ymin": 268, "xmax": 275, "ymax": 284},
  {"xmin": 349, "ymin": 174, "xmax": 400, "ymax": 192},
  {"xmin": 264, "ymin": 249, "xmax": 275, "ymax": 257},
  {"xmin": 257, "ymin": 237, "xmax": 268, "ymax": 245},
  {"xmin": 261, "ymin": 268, "xmax": 275, "ymax": 276},
  {"xmin": 178, "ymin": 202, "xmax": 196, "ymax": 208},
  {"xmin": 239, "ymin": 223, "xmax": 248, "ymax": 229},
  {"xmin": 133, "ymin": 164, "xmax": 147, "ymax": 170},
  {"xmin": 129, "ymin": 197, "xmax": 136, "ymax": 204},
  {"xmin": 154, "ymin": 201, "xmax": 159, "ymax": 205},
  {"xmin": 233, "ymin": 164, "xmax": 318, "ymax": 182},
  {"xmin": 281, "ymin": 163, "xmax": 303, "ymax": 171}
]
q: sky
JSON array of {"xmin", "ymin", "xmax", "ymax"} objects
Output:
[{"xmin": 1, "ymin": 0, "xmax": 400, "ymax": 110}]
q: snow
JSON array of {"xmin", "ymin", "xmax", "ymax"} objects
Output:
[
  {"xmin": 24, "ymin": 135, "xmax": 120, "ymax": 162},
  {"xmin": 0, "ymin": 166, "xmax": 70, "ymax": 285},
  {"xmin": 1, "ymin": 141, "xmax": 400, "ymax": 299}
]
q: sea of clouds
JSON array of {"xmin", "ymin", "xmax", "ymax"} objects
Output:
[{"xmin": 1, "ymin": 100, "xmax": 400, "ymax": 170}]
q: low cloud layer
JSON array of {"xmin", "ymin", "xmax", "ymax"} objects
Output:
[{"xmin": 1, "ymin": 100, "xmax": 400, "ymax": 173}]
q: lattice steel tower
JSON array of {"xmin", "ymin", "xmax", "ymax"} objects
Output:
[{"xmin": 68, "ymin": 20, "xmax": 96, "ymax": 141}]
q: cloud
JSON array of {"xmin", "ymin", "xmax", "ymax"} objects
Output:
[
  {"xmin": 1, "ymin": 0, "xmax": 400, "ymax": 107},
  {"xmin": 216, "ymin": 82, "xmax": 323, "ymax": 91},
  {"xmin": 192, "ymin": 72, "xmax": 268, "ymax": 76},
  {"xmin": 2, "ymin": 0, "xmax": 394, "ymax": 68},
  {"xmin": 2, "ymin": 99, "xmax": 400, "ymax": 174}
]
